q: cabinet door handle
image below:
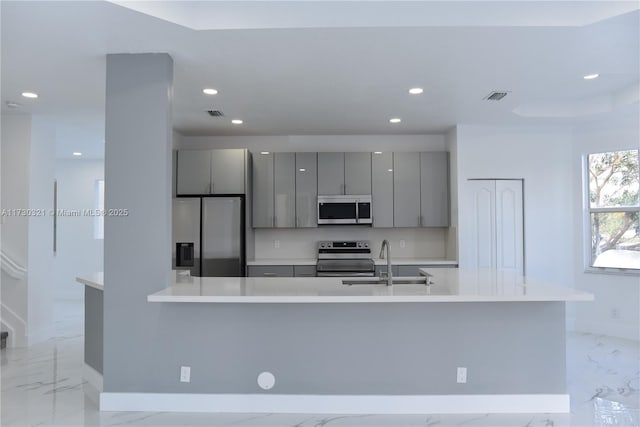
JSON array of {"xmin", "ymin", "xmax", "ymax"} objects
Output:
[
  {"xmin": 296, "ymin": 216, "xmax": 300, "ymax": 227},
  {"xmin": 263, "ymin": 273, "xmax": 277, "ymax": 277},
  {"xmin": 274, "ymin": 216, "xmax": 277, "ymax": 227},
  {"xmin": 420, "ymin": 215, "xmax": 424, "ymax": 226}
]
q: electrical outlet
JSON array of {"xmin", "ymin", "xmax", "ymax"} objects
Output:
[
  {"xmin": 274, "ymin": 240, "xmax": 280, "ymax": 249},
  {"xmin": 456, "ymin": 367, "xmax": 467, "ymax": 383},
  {"xmin": 610, "ymin": 308, "xmax": 621, "ymax": 319},
  {"xmin": 399, "ymin": 239, "xmax": 406, "ymax": 248},
  {"xmin": 180, "ymin": 366, "xmax": 191, "ymax": 383}
]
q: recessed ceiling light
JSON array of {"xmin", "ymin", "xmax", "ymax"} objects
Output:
[
  {"xmin": 231, "ymin": 119, "xmax": 243, "ymax": 124},
  {"xmin": 374, "ymin": 151, "xmax": 383, "ymax": 154},
  {"xmin": 387, "ymin": 169, "xmax": 393, "ymax": 172},
  {"xmin": 21, "ymin": 92, "xmax": 38, "ymax": 99},
  {"xmin": 389, "ymin": 118, "xmax": 402, "ymax": 124},
  {"xmin": 72, "ymin": 152, "xmax": 82, "ymax": 157},
  {"xmin": 408, "ymin": 88, "xmax": 423, "ymax": 95},
  {"xmin": 202, "ymin": 88, "xmax": 218, "ymax": 95},
  {"xmin": 299, "ymin": 168, "xmax": 306, "ymax": 172},
  {"xmin": 583, "ymin": 73, "xmax": 599, "ymax": 80},
  {"xmin": 5, "ymin": 101, "xmax": 21, "ymax": 109},
  {"xmin": 260, "ymin": 151, "xmax": 270, "ymax": 155}
]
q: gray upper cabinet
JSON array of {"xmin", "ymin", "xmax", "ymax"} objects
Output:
[
  {"xmin": 252, "ymin": 152, "xmax": 274, "ymax": 227},
  {"xmin": 211, "ymin": 149, "xmax": 245, "ymax": 194},
  {"xmin": 317, "ymin": 152, "xmax": 344, "ymax": 195},
  {"xmin": 393, "ymin": 152, "xmax": 421, "ymax": 227},
  {"xmin": 420, "ymin": 152, "xmax": 450, "ymax": 227},
  {"xmin": 371, "ymin": 151, "xmax": 393, "ymax": 227},
  {"xmin": 274, "ymin": 153, "xmax": 295, "ymax": 227},
  {"xmin": 344, "ymin": 152, "xmax": 371, "ymax": 194},
  {"xmin": 295, "ymin": 153, "xmax": 318, "ymax": 228},
  {"xmin": 252, "ymin": 152, "xmax": 295, "ymax": 228},
  {"xmin": 176, "ymin": 149, "xmax": 245, "ymax": 195},
  {"xmin": 176, "ymin": 150, "xmax": 212, "ymax": 195},
  {"xmin": 318, "ymin": 152, "xmax": 371, "ymax": 195}
]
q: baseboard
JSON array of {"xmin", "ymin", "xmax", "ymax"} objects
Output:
[
  {"xmin": 574, "ymin": 318, "xmax": 640, "ymax": 342},
  {"xmin": 100, "ymin": 393, "xmax": 570, "ymax": 414},
  {"xmin": 0, "ymin": 301, "xmax": 27, "ymax": 347},
  {"xmin": 83, "ymin": 363, "xmax": 103, "ymax": 405}
]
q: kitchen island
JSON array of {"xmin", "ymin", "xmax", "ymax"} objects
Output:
[{"xmin": 81, "ymin": 269, "xmax": 593, "ymax": 414}]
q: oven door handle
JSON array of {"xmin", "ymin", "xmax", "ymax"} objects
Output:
[{"xmin": 316, "ymin": 272, "xmax": 376, "ymax": 277}]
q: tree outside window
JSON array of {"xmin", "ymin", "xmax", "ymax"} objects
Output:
[{"xmin": 587, "ymin": 149, "xmax": 639, "ymax": 270}]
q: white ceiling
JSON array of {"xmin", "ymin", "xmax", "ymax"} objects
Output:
[{"xmin": 1, "ymin": 1, "xmax": 638, "ymax": 159}]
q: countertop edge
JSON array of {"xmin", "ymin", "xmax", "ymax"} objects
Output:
[
  {"xmin": 147, "ymin": 294, "xmax": 595, "ymax": 303},
  {"xmin": 247, "ymin": 259, "xmax": 459, "ymax": 266}
]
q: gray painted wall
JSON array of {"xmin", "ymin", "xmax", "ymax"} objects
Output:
[
  {"xmin": 107, "ymin": 300, "xmax": 565, "ymax": 395},
  {"xmin": 84, "ymin": 287, "xmax": 103, "ymax": 374},
  {"xmin": 103, "ymin": 53, "xmax": 173, "ymax": 391}
]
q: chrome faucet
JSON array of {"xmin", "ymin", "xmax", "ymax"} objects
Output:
[{"xmin": 379, "ymin": 239, "xmax": 392, "ymax": 286}]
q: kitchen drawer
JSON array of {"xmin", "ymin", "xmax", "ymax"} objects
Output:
[
  {"xmin": 397, "ymin": 265, "xmax": 422, "ymax": 276},
  {"xmin": 375, "ymin": 265, "xmax": 399, "ymax": 277},
  {"xmin": 294, "ymin": 265, "xmax": 317, "ymax": 277},
  {"xmin": 247, "ymin": 265, "xmax": 294, "ymax": 277},
  {"xmin": 397, "ymin": 264, "xmax": 458, "ymax": 276}
]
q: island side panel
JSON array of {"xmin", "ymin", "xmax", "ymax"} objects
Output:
[
  {"xmin": 84, "ymin": 286, "xmax": 103, "ymax": 374},
  {"xmin": 105, "ymin": 301, "xmax": 565, "ymax": 395}
]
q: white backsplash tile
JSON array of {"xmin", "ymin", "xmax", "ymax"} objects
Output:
[{"xmin": 254, "ymin": 227, "xmax": 447, "ymax": 259}]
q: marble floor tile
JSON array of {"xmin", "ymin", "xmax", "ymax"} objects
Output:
[{"xmin": 1, "ymin": 300, "xmax": 638, "ymax": 427}]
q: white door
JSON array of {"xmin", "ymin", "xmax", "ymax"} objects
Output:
[{"xmin": 463, "ymin": 179, "xmax": 523, "ymax": 274}]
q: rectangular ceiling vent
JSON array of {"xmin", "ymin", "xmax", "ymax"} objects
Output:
[
  {"xmin": 484, "ymin": 91, "xmax": 509, "ymax": 101},
  {"xmin": 207, "ymin": 110, "xmax": 224, "ymax": 117}
]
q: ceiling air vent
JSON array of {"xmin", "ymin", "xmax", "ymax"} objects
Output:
[
  {"xmin": 207, "ymin": 110, "xmax": 224, "ymax": 117},
  {"xmin": 484, "ymin": 91, "xmax": 509, "ymax": 101}
]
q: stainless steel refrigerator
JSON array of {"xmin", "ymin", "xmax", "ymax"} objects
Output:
[{"xmin": 172, "ymin": 197, "xmax": 245, "ymax": 277}]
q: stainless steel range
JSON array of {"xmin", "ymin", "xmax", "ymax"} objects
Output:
[{"xmin": 316, "ymin": 240, "xmax": 375, "ymax": 277}]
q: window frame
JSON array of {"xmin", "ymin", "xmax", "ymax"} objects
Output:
[{"xmin": 583, "ymin": 149, "xmax": 640, "ymax": 275}]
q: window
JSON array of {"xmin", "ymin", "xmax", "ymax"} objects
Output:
[
  {"xmin": 94, "ymin": 179, "xmax": 104, "ymax": 240},
  {"xmin": 586, "ymin": 149, "xmax": 639, "ymax": 271}
]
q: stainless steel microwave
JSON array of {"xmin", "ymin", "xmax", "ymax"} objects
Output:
[{"xmin": 317, "ymin": 195, "xmax": 372, "ymax": 225}]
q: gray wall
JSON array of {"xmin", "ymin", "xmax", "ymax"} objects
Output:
[
  {"xmin": 107, "ymin": 300, "xmax": 565, "ymax": 395},
  {"xmin": 84, "ymin": 287, "xmax": 103, "ymax": 374},
  {"xmin": 103, "ymin": 53, "xmax": 173, "ymax": 391}
]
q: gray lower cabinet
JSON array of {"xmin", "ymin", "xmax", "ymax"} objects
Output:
[
  {"xmin": 420, "ymin": 152, "xmax": 449, "ymax": 227},
  {"xmin": 375, "ymin": 265, "xmax": 399, "ymax": 277},
  {"xmin": 396, "ymin": 265, "xmax": 424, "ymax": 276},
  {"xmin": 293, "ymin": 265, "xmax": 317, "ymax": 277},
  {"xmin": 247, "ymin": 265, "xmax": 294, "ymax": 277},
  {"xmin": 393, "ymin": 152, "xmax": 421, "ymax": 227},
  {"xmin": 177, "ymin": 149, "xmax": 245, "ymax": 195},
  {"xmin": 295, "ymin": 153, "xmax": 318, "ymax": 228},
  {"xmin": 252, "ymin": 152, "xmax": 295, "ymax": 227},
  {"xmin": 371, "ymin": 151, "xmax": 393, "ymax": 227}
]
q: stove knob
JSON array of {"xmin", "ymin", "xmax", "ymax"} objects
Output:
[{"xmin": 364, "ymin": 242, "xmax": 369, "ymax": 247}]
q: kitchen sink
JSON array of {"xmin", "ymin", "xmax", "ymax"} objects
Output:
[{"xmin": 342, "ymin": 277, "xmax": 430, "ymax": 286}]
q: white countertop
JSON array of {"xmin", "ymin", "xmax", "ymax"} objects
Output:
[
  {"xmin": 76, "ymin": 272, "xmax": 104, "ymax": 291},
  {"xmin": 146, "ymin": 268, "xmax": 593, "ymax": 303},
  {"xmin": 247, "ymin": 258, "xmax": 458, "ymax": 266}
]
